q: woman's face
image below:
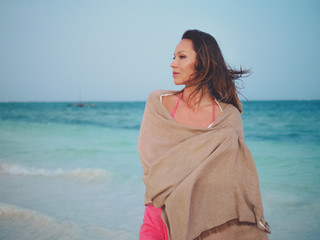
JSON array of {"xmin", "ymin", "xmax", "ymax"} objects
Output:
[{"xmin": 170, "ymin": 39, "xmax": 197, "ymax": 85}]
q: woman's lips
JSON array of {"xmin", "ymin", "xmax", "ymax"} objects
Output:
[{"xmin": 172, "ymin": 72, "xmax": 179, "ymax": 77}]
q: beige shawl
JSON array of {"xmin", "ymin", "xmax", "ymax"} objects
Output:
[{"xmin": 138, "ymin": 90, "xmax": 270, "ymax": 240}]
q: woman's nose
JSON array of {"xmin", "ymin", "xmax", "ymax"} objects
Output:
[{"xmin": 170, "ymin": 59, "xmax": 177, "ymax": 68}]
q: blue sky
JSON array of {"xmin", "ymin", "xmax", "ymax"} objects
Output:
[{"xmin": 0, "ymin": 0, "xmax": 319, "ymax": 101}]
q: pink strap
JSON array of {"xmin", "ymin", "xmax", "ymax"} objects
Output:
[{"xmin": 171, "ymin": 92, "xmax": 183, "ymax": 118}]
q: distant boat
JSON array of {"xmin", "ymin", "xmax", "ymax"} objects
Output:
[
  {"xmin": 67, "ymin": 103, "xmax": 94, "ymax": 107},
  {"xmin": 67, "ymin": 91, "xmax": 94, "ymax": 107}
]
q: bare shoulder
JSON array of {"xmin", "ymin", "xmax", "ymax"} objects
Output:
[{"xmin": 161, "ymin": 94, "xmax": 179, "ymax": 114}]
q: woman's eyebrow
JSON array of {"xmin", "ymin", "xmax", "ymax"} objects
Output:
[{"xmin": 174, "ymin": 50, "xmax": 188, "ymax": 55}]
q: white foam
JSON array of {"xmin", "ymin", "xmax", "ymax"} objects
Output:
[
  {"xmin": 0, "ymin": 163, "xmax": 110, "ymax": 181},
  {"xmin": 0, "ymin": 163, "xmax": 64, "ymax": 176}
]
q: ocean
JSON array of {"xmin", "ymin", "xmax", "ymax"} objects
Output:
[{"xmin": 0, "ymin": 100, "xmax": 319, "ymax": 240}]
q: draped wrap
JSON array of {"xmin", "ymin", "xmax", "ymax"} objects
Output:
[{"xmin": 138, "ymin": 90, "xmax": 270, "ymax": 240}]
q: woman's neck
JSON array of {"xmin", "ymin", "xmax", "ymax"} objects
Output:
[{"xmin": 182, "ymin": 87, "xmax": 212, "ymax": 111}]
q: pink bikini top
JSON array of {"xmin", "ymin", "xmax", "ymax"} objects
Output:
[{"xmin": 171, "ymin": 92, "xmax": 215, "ymax": 124}]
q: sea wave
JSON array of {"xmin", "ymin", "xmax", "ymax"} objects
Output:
[
  {"xmin": 0, "ymin": 203, "xmax": 136, "ymax": 240},
  {"xmin": 0, "ymin": 163, "xmax": 111, "ymax": 181},
  {"xmin": 0, "ymin": 202, "xmax": 81, "ymax": 240}
]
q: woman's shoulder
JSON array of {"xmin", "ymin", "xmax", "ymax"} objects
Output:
[
  {"xmin": 147, "ymin": 89, "xmax": 180, "ymax": 113},
  {"xmin": 216, "ymin": 100, "xmax": 240, "ymax": 114},
  {"xmin": 214, "ymin": 101, "xmax": 242, "ymax": 127},
  {"xmin": 146, "ymin": 89, "xmax": 179, "ymax": 104},
  {"xmin": 148, "ymin": 89, "xmax": 178, "ymax": 99}
]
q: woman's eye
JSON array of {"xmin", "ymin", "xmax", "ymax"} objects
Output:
[{"xmin": 172, "ymin": 55, "xmax": 186, "ymax": 60}]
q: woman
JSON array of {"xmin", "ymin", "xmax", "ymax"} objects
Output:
[{"xmin": 138, "ymin": 29, "xmax": 270, "ymax": 240}]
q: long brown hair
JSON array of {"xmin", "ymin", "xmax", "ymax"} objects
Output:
[{"xmin": 181, "ymin": 29, "xmax": 250, "ymax": 113}]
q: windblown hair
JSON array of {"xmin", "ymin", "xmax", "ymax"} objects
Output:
[{"xmin": 182, "ymin": 29, "xmax": 250, "ymax": 113}]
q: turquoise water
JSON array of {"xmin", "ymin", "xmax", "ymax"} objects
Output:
[{"xmin": 0, "ymin": 100, "xmax": 319, "ymax": 239}]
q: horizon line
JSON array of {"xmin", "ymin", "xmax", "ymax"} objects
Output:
[{"xmin": 0, "ymin": 98, "xmax": 319, "ymax": 103}]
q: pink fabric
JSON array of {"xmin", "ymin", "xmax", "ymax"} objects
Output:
[{"xmin": 139, "ymin": 205, "xmax": 169, "ymax": 240}]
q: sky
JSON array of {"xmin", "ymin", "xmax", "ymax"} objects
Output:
[{"xmin": 0, "ymin": 0, "xmax": 319, "ymax": 102}]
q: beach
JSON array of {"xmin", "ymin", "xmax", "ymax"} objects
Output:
[{"xmin": 0, "ymin": 100, "xmax": 319, "ymax": 239}]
